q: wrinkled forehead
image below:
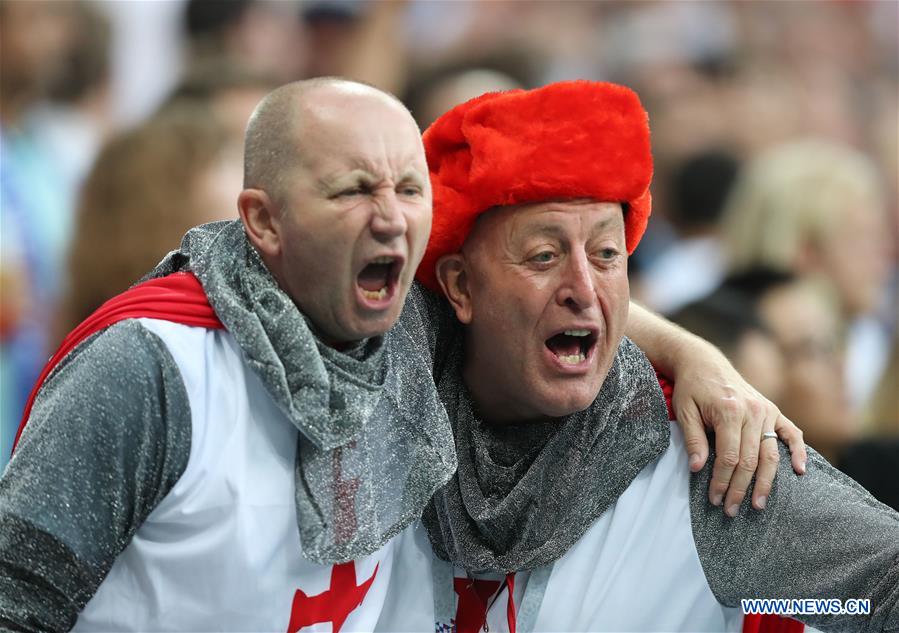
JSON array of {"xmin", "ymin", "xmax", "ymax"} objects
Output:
[{"xmin": 468, "ymin": 199, "xmax": 625, "ymax": 246}]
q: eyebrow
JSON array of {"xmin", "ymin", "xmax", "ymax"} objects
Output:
[
  {"xmin": 588, "ymin": 215, "xmax": 624, "ymax": 238},
  {"xmin": 317, "ymin": 165, "xmax": 425, "ymax": 193},
  {"xmin": 525, "ymin": 224, "xmax": 568, "ymax": 240},
  {"xmin": 396, "ymin": 168, "xmax": 426, "ymax": 187},
  {"xmin": 522, "ymin": 216, "xmax": 624, "ymax": 240},
  {"xmin": 316, "ymin": 169, "xmax": 375, "ymax": 194}
]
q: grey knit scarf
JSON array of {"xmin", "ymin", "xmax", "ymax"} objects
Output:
[
  {"xmin": 423, "ymin": 334, "xmax": 670, "ymax": 574},
  {"xmin": 149, "ymin": 220, "xmax": 456, "ymax": 563}
]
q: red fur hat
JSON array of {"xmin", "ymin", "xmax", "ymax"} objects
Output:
[{"xmin": 416, "ymin": 80, "xmax": 653, "ymax": 291}]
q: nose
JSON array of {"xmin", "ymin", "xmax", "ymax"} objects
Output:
[
  {"xmin": 370, "ymin": 191, "xmax": 408, "ymax": 241},
  {"xmin": 556, "ymin": 250, "xmax": 596, "ymax": 310}
]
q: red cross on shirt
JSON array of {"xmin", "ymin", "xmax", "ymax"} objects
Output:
[{"xmin": 286, "ymin": 561, "xmax": 379, "ymax": 633}]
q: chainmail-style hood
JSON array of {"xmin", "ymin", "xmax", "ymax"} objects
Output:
[
  {"xmin": 423, "ymin": 335, "xmax": 670, "ymax": 574},
  {"xmin": 149, "ymin": 220, "xmax": 456, "ymax": 563}
]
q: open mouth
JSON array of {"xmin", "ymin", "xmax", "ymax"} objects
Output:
[
  {"xmin": 356, "ymin": 255, "xmax": 403, "ymax": 307},
  {"xmin": 544, "ymin": 329, "xmax": 598, "ymax": 366}
]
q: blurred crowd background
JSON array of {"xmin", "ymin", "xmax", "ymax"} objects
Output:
[{"xmin": 1, "ymin": 0, "xmax": 897, "ymax": 505}]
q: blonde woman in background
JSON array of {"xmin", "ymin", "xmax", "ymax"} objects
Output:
[
  {"xmin": 723, "ymin": 140, "xmax": 891, "ymax": 319},
  {"xmin": 721, "ymin": 139, "xmax": 896, "ymax": 449}
]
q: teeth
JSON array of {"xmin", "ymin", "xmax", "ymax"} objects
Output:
[
  {"xmin": 564, "ymin": 329, "xmax": 590, "ymax": 337},
  {"xmin": 371, "ymin": 256, "xmax": 395, "ymax": 264},
  {"xmin": 362, "ymin": 287, "xmax": 388, "ymax": 301},
  {"xmin": 558, "ymin": 353, "xmax": 586, "ymax": 365}
]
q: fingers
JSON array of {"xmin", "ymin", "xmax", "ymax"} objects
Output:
[
  {"xmin": 707, "ymin": 398, "xmax": 742, "ymax": 508},
  {"xmin": 721, "ymin": 401, "xmax": 763, "ymax": 516},
  {"xmin": 674, "ymin": 398, "xmax": 709, "ymax": 472},
  {"xmin": 750, "ymin": 411, "xmax": 781, "ymax": 511},
  {"xmin": 775, "ymin": 414, "xmax": 807, "ymax": 475}
]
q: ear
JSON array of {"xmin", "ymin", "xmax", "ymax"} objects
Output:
[
  {"xmin": 238, "ymin": 188, "xmax": 281, "ymax": 257},
  {"xmin": 435, "ymin": 253, "xmax": 473, "ymax": 324}
]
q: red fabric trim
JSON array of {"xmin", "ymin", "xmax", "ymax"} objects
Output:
[
  {"xmin": 505, "ymin": 573, "xmax": 516, "ymax": 633},
  {"xmin": 11, "ymin": 272, "xmax": 222, "ymax": 454},
  {"xmin": 744, "ymin": 612, "xmax": 762, "ymax": 633},
  {"xmin": 453, "ymin": 577, "xmax": 501, "ymax": 633},
  {"xmin": 655, "ymin": 370, "xmax": 676, "ymax": 420},
  {"xmin": 744, "ymin": 613, "xmax": 805, "ymax": 633}
]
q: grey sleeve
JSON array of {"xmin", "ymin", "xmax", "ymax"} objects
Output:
[
  {"xmin": 0, "ymin": 321, "xmax": 192, "ymax": 633},
  {"xmin": 691, "ymin": 441, "xmax": 899, "ymax": 632}
]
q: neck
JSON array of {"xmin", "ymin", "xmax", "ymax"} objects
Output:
[{"xmin": 255, "ymin": 245, "xmax": 360, "ymax": 352}]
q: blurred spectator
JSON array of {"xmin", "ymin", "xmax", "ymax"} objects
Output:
[
  {"xmin": 184, "ymin": 0, "xmax": 305, "ymax": 84},
  {"xmin": 637, "ymin": 149, "xmax": 740, "ymax": 314},
  {"xmin": 721, "ymin": 140, "xmax": 894, "ymax": 409},
  {"xmin": 1, "ymin": 0, "xmax": 79, "ymax": 459},
  {"xmin": 863, "ymin": 328, "xmax": 899, "ymax": 437},
  {"xmin": 719, "ymin": 65, "xmax": 805, "ymax": 157},
  {"xmin": 758, "ymin": 278, "xmax": 856, "ymax": 464},
  {"xmin": 839, "ymin": 326, "xmax": 899, "ymax": 511},
  {"xmin": 97, "ymin": 0, "xmax": 184, "ymax": 125},
  {"xmin": 671, "ymin": 294, "xmax": 784, "ymax": 403},
  {"xmin": 302, "ymin": 0, "xmax": 410, "ymax": 95},
  {"xmin": 600, "ymin": 1, "xmax": 738, "ymax": 79},
  {"xmin": 30, "ymin": 0, "xmax": 114, "ymax": 205},
  {"xmin": 836, "ymin": 439, "xmax": 899, "ymax": 512},
  {"xmin": 405, "ymin": 63, "xmax": 525, "ymax": 129},
  {"xmin": 402, "ymin": 42, "xmax": 545, "ymax": 130},
  {"xmin": 404, "ymin": 1, "xmax": 594, "ymax": 82},
  {"xmin": 680, "ymin": 266, "xmax": 896, "ymax": 505},
  {"xmin": 725, "ymin": 270, "xmax": 855, "ymax": 463},
  {"xmin": 160, "ymin": 59, "xmax": 276, "ymax": 140},
  {"xmin": 57, "ymin": 105, "xmax": 237, "ymax": 338},
  {"xmin": 723, "ymin": 141, "xmax": 890, "ymax": 316}
]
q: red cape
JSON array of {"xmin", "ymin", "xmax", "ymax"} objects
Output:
[{"xmin": 12, "ymin": 272, "xmax": 223, "ymax": 452}]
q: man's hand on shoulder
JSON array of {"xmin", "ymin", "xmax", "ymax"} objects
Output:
[
  {"xmin": 669, "ymin": 344, "xmax": 807, "ymax": 515},
  {"xmin": 625, "ymin": 301, "xmax": 808, "ymax": 515}
]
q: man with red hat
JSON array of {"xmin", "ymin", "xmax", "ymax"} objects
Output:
[{"xmin": 376, "ymin": 81, "xmax": 899, "ymax": 632}]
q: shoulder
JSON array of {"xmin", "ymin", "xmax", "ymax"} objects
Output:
[
  {"xmin": 48, "ymin": 318, "xmax": 181, "ymax": 386},
  {"xmin": 18, "ymin": 318, "xmax": 192, "ymax": 467},
  {"xmin": 689, "ymin": 440, "xmax": 899, "ymax": 611}
]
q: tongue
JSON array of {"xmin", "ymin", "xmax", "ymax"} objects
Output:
[
  {"xmin": 358, "ymin": 263, "xmax": 390, "ymax": 292},
  {"xmin": 546, "ymin": 334, "xmax": 581, "ymax": 357}
]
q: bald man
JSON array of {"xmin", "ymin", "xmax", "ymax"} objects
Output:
[{"xmin": 0, "ymin": 78, "xmax": 459, "ymax": 632}]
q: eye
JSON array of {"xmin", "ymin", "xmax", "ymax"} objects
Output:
[
  {"xmin": 398, "ymin": 184, "xmax": 422, "ymax": 197},
  {"xmin": 589, "ymin": 247, "xmax": 621, "ymax": 267},
  {"xmin": 530, "ymin": 251, "xmax": 556, "ymax": 264},
  {"xmin": 599, "ymin": 248, "xmax": 618, "ymax": 259}
]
